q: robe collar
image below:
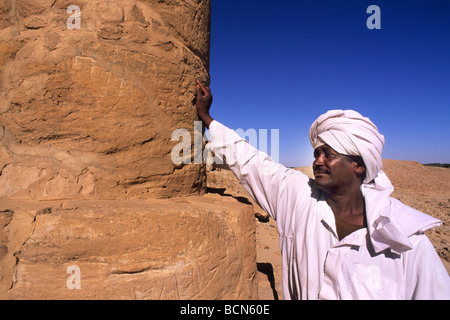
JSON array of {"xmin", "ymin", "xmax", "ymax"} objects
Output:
[{"xmin": 362, "ymin": 171, "xmax": 441, "ymax": 255}]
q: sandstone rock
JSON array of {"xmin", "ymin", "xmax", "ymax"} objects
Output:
[
  {"xmin": 0, "ymin": 0, "xmax": 259, "ymax": 300},
  {"xmin": 0, "ymin": 0, "xmax": 211, "ymax": 200},
  {"xmin": 0, "ymin": 195, "xmax": 257, "ymax": 300}
]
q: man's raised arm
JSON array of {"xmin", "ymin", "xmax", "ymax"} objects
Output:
[{"xmin": 194, "ymin": 81, "xmax": 303, "ymax": 221}]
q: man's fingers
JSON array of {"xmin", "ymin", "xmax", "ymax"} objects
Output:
[
  {"xmin": 196, "ymin": 80, "xmax": 206, "ymax": 94},
  {"xmin": 195, "ymin": 80, "xmax": 210, "ymax": 97},
  {"xmin": 196, "ymin": 83, "xmax": 203, "ymax": 97}
]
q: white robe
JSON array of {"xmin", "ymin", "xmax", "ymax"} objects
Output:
[{"xmin": 207, "ymin": 120, "xmax": 450, "ymax": 300}]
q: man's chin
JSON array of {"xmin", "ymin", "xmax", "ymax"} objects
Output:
[{"xmin": 314, "ymin": 176, "xmax": 330, "ymax": 190}]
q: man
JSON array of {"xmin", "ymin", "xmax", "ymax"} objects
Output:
[{"xmin": 195, "ymin": 80, "xmax": 450, "ymax": 300}]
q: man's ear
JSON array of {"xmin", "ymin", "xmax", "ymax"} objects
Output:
[{"xmin": 354, "ymin": 165, "xmax": 366, "ymax": 179}]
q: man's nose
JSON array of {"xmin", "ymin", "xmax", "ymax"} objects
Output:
[{"xmin": 313, "ymin": 154, "xmax": 325, "ymax": 167}]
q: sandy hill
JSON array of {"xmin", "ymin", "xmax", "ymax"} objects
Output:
[{"xmin": 207, "ymin": 159, "xmax": 450, "ymax": 300}]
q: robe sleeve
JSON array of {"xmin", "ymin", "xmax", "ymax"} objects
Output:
[{"xmin": 207, "ymin": 120, "xmax": 297, "ymax": 220}]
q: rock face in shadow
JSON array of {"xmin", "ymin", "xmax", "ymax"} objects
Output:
[{"xmin": 0, "ymin": 0, "xmax": 258, "ymax": 300}]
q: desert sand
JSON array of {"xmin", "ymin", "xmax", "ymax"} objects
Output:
[{"xmin": 207, "ymin": 159, "xmax": 450, "ymax": 300}]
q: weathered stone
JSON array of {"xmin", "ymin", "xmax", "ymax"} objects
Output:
[
  {"xmin": 0, "ymin": 195, "xmax": 257, "ymax": 300},
  {"xmin": 0, "ymin": 0, "xmax": 259, "ymax": 300},
  {"xmin": 0, "ymin": 0, "xmax": 211, "ymax": 200}
]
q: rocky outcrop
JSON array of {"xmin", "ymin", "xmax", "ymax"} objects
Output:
[
  {"xmin": 0, "ymin": 0, "xmax": 211, "ymax": 199},
  {"xmin": 0, "ymin": 0, "xmax": 258, "ymax": 300},
  {"xmin": 0, "ymin": 195, "xmax": 257, "ymax": 300}
]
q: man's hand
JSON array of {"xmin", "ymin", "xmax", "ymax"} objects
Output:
[{"xmin": 195, "ymin": 80, "xmax": 214, "ymax": 128}]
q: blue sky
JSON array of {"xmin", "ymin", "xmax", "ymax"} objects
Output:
[{"xmin": 208, "ymin": 0, "xmax": 450, "ymax": 167}]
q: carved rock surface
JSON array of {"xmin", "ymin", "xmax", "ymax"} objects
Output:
[
  {"xmin": 0, "ymin": 0, "xmax": 211, "ymax": 200},
  {"xmin": 1, "ymin": 195, "xmax": 257, "ymax": 300},
  {"xmin": 0, "ymin": 0, "xmax": 258, "ymax": 300}
]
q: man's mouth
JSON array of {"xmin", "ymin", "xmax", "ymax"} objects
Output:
[{"xmin": 314, "ymin": 169, "xmax": 330, "ymax": 176}]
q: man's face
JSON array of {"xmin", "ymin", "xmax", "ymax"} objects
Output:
[{"xmin": 312, "ymin": 145, "xmax": 362, "ymax": 193}]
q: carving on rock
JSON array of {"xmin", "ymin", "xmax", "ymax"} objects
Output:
[
  {"xmin": 0, "ymin": 0, "xmax": 257, "ymax": 300},
  {"xmin": 0, "ymin": 0, "xmax": 211, "ymax": 200}
]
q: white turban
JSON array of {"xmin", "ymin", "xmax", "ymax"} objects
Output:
[{"xmin": 309, "ymin": 109, "xmax": 385, "ymax": 184}]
